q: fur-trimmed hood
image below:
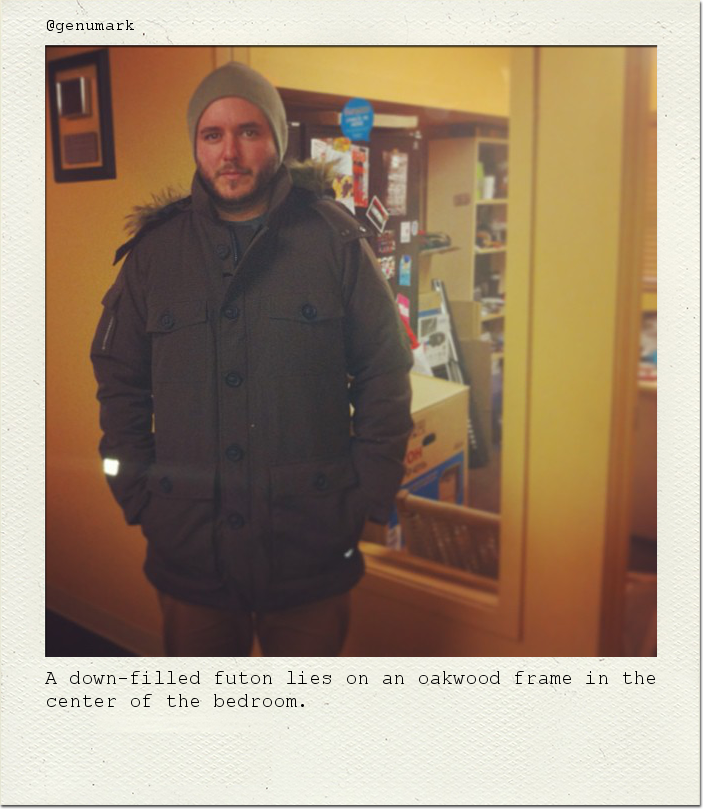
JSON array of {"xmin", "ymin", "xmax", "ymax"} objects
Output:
[{"xmin": 124, "ymin": 159, "xmax": 338, "ymax": 237}]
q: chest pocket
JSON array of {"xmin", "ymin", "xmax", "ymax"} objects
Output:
[
  {"xmin": 268, "ymin": 291, "xmax": 345, "ymax": 376},
  {"xmin": 147, "ymin": 299, "xmax": 208, "ymax": 383}
]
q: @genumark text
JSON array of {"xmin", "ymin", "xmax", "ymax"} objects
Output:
[{"xmin": 47, "ymin": 20, "xmax": 135, "ymax": 32}]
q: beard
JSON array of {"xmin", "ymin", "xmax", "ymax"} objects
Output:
[{"xmin": 197, "ymin": 154, "xmax": 279, "ymax": 217}]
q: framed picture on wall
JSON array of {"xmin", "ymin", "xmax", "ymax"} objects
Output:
[{"xmin": 47, "ymin": 49, "xmax": 116, "ymax": 182}]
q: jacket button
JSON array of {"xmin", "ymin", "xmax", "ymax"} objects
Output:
[
  {"xmin": 226, "ymin": 444, "xmax": 244, "ymax": 462},
  {"xmin": 159, "ymin": 476, "xmax": 173, "ymax": 493},
  {"xmin": 314, "ymin": 472, "xmax": 328, "ymax": 491},
  {"xmin": 228, "ymin": 512, "xmax": 245, "ymax": 530},
  {"xmin": 216, "ymin": 243, "xmax": 231, "ymax": 259},
  {"xmin": 340, "ymin": 228, "xmax": 350, "ymax": 237},
  {"xmin": 160, "ymin": 312, "xmax": 174, "ymax": 330},
  {"xmin": 225, "ymin": 371, "xmax": 243, "ymax": 388},
  {"xmin": 301, "ymin": 303, "xmax": 318, "ymax": 321},
  {"xmin": 222, "ymin": 305, "xmax": 240, "ymax": 320}
]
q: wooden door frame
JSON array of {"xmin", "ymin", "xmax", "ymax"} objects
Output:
[{"xmin": 599, "ymin": 47, "xmax": 654, "ymax": 655}]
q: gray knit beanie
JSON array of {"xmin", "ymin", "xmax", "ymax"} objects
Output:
[{"xmin": 187, "ymin": 62, "xmax": 288, "ymax": 161}]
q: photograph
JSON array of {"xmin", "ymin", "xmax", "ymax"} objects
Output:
[{"xmin": 45, "ymin": 45, "xmax": 658, "ymax": 659}]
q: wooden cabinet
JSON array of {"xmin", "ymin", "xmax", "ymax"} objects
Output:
[
  {"xmin": 425, "ymin": 135, "xmax": 508, "ymax": 330},
  {"xmin": 473, "ymin": 137, "xmax": 508, "ymax": 361},
  {"xmin": 423, "ymin": 133, "xmax": 509, "ymax": 486}
]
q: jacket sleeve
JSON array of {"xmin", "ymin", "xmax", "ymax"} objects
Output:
[
  {"xmin": 90, "ymin": 250, "xmax": 154, "ymax": 525},
  {"xmin": 343, "ymin": 237, "xmax": 414, "ymax": 523}
]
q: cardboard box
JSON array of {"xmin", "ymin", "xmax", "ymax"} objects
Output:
[
  {"xmin": 384, "ymin": 372, "xmax": 469, "ymax": 549},
  {"xmin": 403, "ymin": 372, "xmax": 469, "ymax": 485},
  {"xmin": 418, "ymin": 289, "xmax": 442, "ymax": 315}
]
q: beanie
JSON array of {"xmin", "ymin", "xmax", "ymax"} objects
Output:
[{"xmin": 187, "ymin": 62, "xmax": 288, "ymax": 161}]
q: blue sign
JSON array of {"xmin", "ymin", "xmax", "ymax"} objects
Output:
[
  {"xmin": 399, "ymin": 254, "xmax": 412, "ymax": 286},
  {"xmin": 340, "ymin": 98, "xmax": 374, "ymax": 142}
]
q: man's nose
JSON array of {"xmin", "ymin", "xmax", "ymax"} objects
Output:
[{"xmin": 221, "ymin": 133, "xmax": 239, "ymax": 161}]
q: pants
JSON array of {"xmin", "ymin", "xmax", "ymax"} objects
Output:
[{"xmin": 157, "ymin": 590, "xmax": 351, "ymax": 657}]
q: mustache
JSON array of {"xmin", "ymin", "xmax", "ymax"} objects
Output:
[{"xmin": 217, "ymin": 164, "xmax": 252, "ymax": 176}]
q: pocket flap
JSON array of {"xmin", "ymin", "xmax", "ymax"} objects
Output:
[
  {"xmin": 271, "ymin": 455, "xmax": 358, "ymax": 498},
  {"xmin": 147, "ymin": 300, "xmax": 207, "ymax": 333},
  {"xmin": 269, "ymin": 291, "xmax": 343, "ymax": 323}
]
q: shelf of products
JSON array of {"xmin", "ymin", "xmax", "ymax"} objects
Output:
[
  {"xmin": 423, "ymin": 131, "xmax": 508, "ymax": 505},
  {"xmin": 473, "ymin": 139, "xmax": 508, "ymax": 386}
]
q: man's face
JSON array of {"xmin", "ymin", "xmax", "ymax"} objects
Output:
[{"xmin": 195, "ymin": 96, "xmax": 279, "ymax": 219}]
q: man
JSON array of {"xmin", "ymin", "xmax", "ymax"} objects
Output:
[{"xmin": 91, "ymin": 62, "xmax": 413, "ymax": 657}]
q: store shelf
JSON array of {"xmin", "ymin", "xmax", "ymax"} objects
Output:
[{"xmin": 425, "ymin": 134, "xmax": 509, "ymax": 502}]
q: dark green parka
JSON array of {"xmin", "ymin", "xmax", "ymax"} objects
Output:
[{"xmin": 91, "ymin": 163, "xmax": 413, "ymax": 611}]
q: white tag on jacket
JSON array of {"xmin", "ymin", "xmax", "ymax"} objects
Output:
[{"xmin": 103, "ymin": 458, "xmax": 120, "ymax": 476}]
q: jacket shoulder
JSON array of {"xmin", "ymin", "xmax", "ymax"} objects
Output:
[
  {"xmin": 310, "ymin": 198, "xmax": 373, "ymax": 244},
  {"xmin": 113, "ymin": 194, "xmax": 192, "ymax": 265}
]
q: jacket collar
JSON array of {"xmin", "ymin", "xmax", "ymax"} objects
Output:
[{"xmin": 190, "ymin": 164, "xmax": 293, "ymax": 224}]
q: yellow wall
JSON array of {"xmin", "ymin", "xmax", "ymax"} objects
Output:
[
  {"xmin": 244, "ymin": 47, "xmax": 510, "ymax": 116},
  {"xmin": 46, "ymin": 46, "xmax": 215, "ymax": 647}
]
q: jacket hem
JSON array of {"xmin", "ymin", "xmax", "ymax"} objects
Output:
[{"xmin": 144, "ymin": 554, "xmax": 365, "ymax": 614}]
